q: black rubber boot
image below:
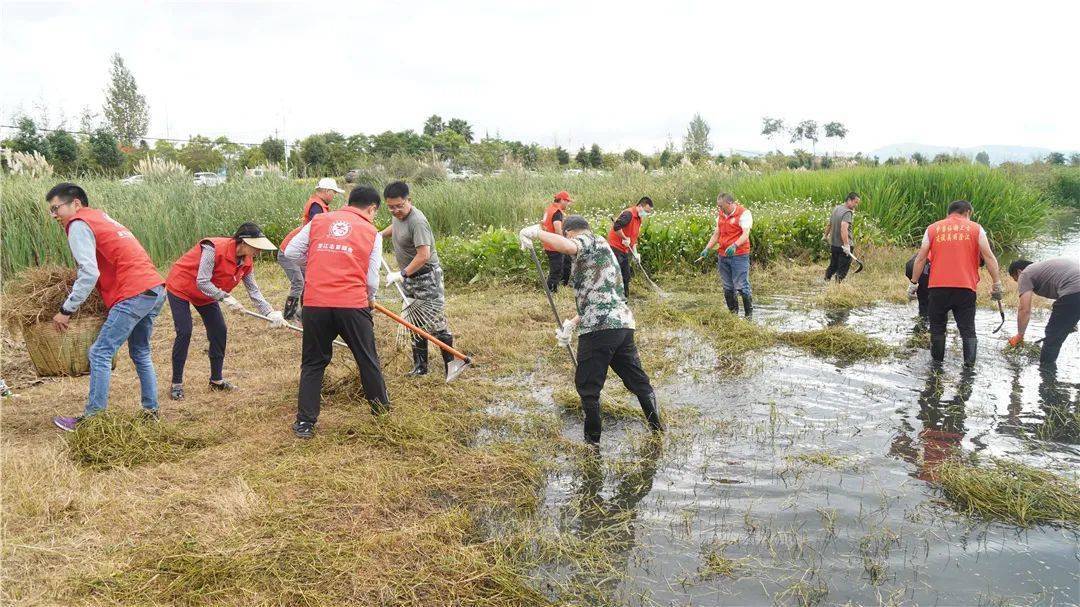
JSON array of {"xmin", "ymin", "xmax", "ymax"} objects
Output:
[
  {"xmin": 930, "ymin": 334, "xmax": 946, "ymax": 362},
  {"xmin": 435, "ymin": 331, "xmax": 454, "ymax": 376},
  {"xmin": 723, "ymin": 289, "xmax": 739, "ymax": 314},
  {"xmin": 638, "ymin": 392, "xmax": 664, "ymax": 432},
  {"xmin": 740, "ymin": 293, "xmax": 753, "ymax": 318},
  {"xmin": 962, "ymin": 337, "xmax": 978, "ymax": 366},
  {"xmin": 407, "ymin": 341, "xmax": 429, "ymax": 376},
  {"xmin": 283, "ymin": 296, "xmax": 299, "ymax": 321}
]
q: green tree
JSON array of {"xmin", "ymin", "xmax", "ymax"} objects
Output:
[
  {"xmin": 153, "ymin": 140, "xmax": 179, "ymax": 162},
  {"xmin": 556, "ymin": 146, "xmax": 570, "ymax": 166},
  {"xmin": 300, "ymin": 134, "xmax": 331, "ymax": 170},
  {"xmin": 9, "ymin": 116, "xmax": 48, "ymax": 155},
  {"xmin": 790, "ymin": 120, "xmax": 819, "ymax": 154},
  {"xmin": 1070, "ymin": 153, "xmax": 1080, "ymax": 167},
  {"xmin": 683, "ymin": 113, "xmax": 712, "ymax": 162},
  {"xmin": 823, "ymin": 121, "xmax": 847, "ymax": 140},
  {"xmin": 102, "ymin": 53, "xmax": 149, "ymax": 145},
  {"xmin": 260, "ymin": 137, "xmax": 286, "ymax": 163},
  {"xmin": 89, "ymin": 128, "xmax": 124, "ymax": 174},
  {"xmin": 975, "ymin": 151, "xmax": 990, "ymax": 166},
  {"xmin": 575, "ymin": 146, "xmax": 589, "ymax": 168},
  {"xmin": 178, "ymin": 136, "xmax": 224, "ymax": 173},
  {"xmin": 911, "ymin": 152, "xmax": 926, "ymax": 165},
  {"xmin": 238, "ymin": 146, "xmax": 267, "ymax": 169},
  {"xmin": 1046, "ymin": 152, "xmax": 1066, "ymax": 165},
  {"xmin": 432, "ymin": 129, "xmax": 467, "ymax": 160},
  {"xmin": 622, "ymin": 148, "xmax": 642, "ymax": 164},
  {"xmin": 659, "ymin": 148, "xmax": 672, "ymax": 168},
  {"xmin": 447, "ymin": 118, "xmax": 473, "ymax": 143},
  {"xmin": 423, "ymin": 115, "xmax": 445, "ymax": 137},
  {"xmin": 761, "ymin": 116, "xmax": 786, "ymax": 150},
  {"xmin": 345, "ymin": 134, "xmax": 371, "ymax": 157},
  {"xmin": 45, "ymin": 129, "xmax": 79, "ymax": 172},
  {"xmin": 588, "ymin": 143, "xmax": 603, "ymax": 168}
]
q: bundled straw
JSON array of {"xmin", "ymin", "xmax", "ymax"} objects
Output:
[{"xmin": 3, "ymin": 266, "xmax": 106, "ymax": 328}]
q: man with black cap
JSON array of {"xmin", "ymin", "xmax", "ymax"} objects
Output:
[
  {"xmin": 518, "ymin": 215, "xmax": 663, "ymax": 447},
  {"xmin": 164, "ymin": 222, "xmax": 285, "ymax": 400},
  {"xmin": 283, "ymin": 185, "xmax": 389, "ymax": 438}
]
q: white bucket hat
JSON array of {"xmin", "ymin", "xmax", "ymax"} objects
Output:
[{"xmin": 316, "ymin": 177, "xmax": 345, "ymax": 194}]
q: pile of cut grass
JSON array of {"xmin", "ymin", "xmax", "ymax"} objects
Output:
[
  {"xmin": 935, "ymin": 457, "xmax": 1080, "ymax": 527},
  {"xmin": 1002, "ymin": 340, "xmax": 1042, "ymax": 361},
  {"xmin": 67, "ymin": 412, "xmax": 218, "ymax": 470},
  {"xmin": 779, "ymin": 327, "xmax": 893, "ymax": 364},
  {"xmin": 2, "ymin": 265, "xmax": 106, "ymax": 328}
]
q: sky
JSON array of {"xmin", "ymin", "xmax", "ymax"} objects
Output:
[{"xmin": 1, "ymin": 0, "xmax": 1077, "ymax": 156}]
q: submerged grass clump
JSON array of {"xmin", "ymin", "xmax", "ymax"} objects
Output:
[
  {"xmin": 551, "ymin": 385, "xmax": 644, "ymax": 420},
  {"xmin": 67, "ymin": 412, "xmax": 218, "ymax": 470},
  {"xmin": 935, "ymin": 457, "xmax": 1080, "ymax": 528},
  {"xmin": 1002, "ymin": 341, "xmax": 1042, "ymax": 361},
  {"xmin": 779, "ymin": 327, "xmax": 893, "ymax": 363},
  {"xmin": 785, "ymin": 451, "xmax": 853, "ymax": 470}
]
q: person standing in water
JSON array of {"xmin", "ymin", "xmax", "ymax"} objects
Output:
[
  {"xmin": 824, "ymin": 192, "xmax": 860, "ymax": 283},
  {"xmin": 1007, "ymin": 258, "xmax": 1080, "ymax": 368}
]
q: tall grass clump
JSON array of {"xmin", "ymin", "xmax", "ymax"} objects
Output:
[
  {"xmin": 732, "ymin": 164, "xmax": 1048, "ymax": 247},
  {"xmin": 935, "ymin": 457, "xmax": 1080, "ymax": 528}
]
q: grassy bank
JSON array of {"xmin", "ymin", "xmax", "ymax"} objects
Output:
[{"xmin": 1, "ymin": 164, "xmax": 1051, "ymax": 276}]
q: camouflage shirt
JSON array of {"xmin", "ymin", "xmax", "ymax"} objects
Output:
[{"xmin": 571, "ymin": 233, "xmax": 635, "ymax": 334}]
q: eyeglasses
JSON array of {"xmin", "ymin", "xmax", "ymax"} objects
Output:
[{"xmin": 49, "ymin": 200, "xmax": 74, "ymax": 215}]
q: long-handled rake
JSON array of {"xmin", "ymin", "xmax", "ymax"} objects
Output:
[
  {"xmin": 527, "ymin": 245, "xmax": 577, "ymax": 366},
  {"xmin": 372, "ymin": 302, "xmax": 471, "ymax": 382},
  {"xmin": 241, "ymin": 309, "xmax": 349, "ymax": 348},
  {"xmin": 380, "ymin": 258, "xmax": 446, "ymax": 348},
  {"xmin": 632, "ymin": 249, "xmax": 668, "ymax": 297}
]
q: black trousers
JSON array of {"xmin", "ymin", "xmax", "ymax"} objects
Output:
[
  {"xmin": 298, "ymin": 306, "xmax": 389, "ymax": 422},
  {"xmin": 904, "ymin": 257, "xmax": 931, "ymax": 318},
  {"xmin": 168, "ymin": 292, "xmax": 227, "ymax": 384},
  {"xmin": 824, "ymin": 246, "xmax": 853, "ymax": 282},
  {"xmin": 546, "ymin": 250, "xmax": 571, "ymax": 292},
  {"xmin": 575, "ymin": 328, "xmax": 654, "ymax": 443},
  {"xmin": 928, "ymin": 288, "xmax": 977, "ymax": 338},
  {"xmin": 613, "ymin": 250, "xmax": 632, "ymax": 298},
  {"xmin": 1043, "ymin": 292, "xmax": 1080, "ymax": 366}
]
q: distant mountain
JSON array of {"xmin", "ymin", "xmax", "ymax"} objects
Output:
[{"xmin": 869, "ymin": 143, "xmax": 1075, "ymax": 166}]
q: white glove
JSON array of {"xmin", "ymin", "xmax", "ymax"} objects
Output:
[
  {"xmin": 555, "ymin": 317, "xmax": 578, "ymax": 347},
  {"xmin": 386, "ymin": 270, "xmax": 406, "ymax": 287},
  {"xmin": 221, "ymin": 295, "xmax": 244, "ymax": 312},
  {"xmin": 518, "ymin": 224, "xmax": 541, "ymax": 251},
  {"xmin": 266, "ymin": 310, "xmax": 286, "ymax": 328},
  {"xmin": 841, "ymin": 244, "xmax": 851, "ymax": 256},
  {"xmin": 621, "ymin": 237, "xmax": 631, "ymax": 248},
  {"xmin": 907, "ymin": 282, "xmax": 919, "ymax": 301},
  {"xmin": 631, "ymin": 246, "xmax": 641, "ymax": 262}
]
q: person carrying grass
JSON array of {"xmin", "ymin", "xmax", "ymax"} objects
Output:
[
  {"xmin": 699, "ymin": 193, "xmax": 753, "ymax": 317},
  {"xmin": 380, "ymin": 181, "xmax": 456, "ymax": 378},
  {"xmin": 283, "ymin": 185, "xmax": 389, "ymax": 439},
  {"xmin": 518, "ymin": 215, "xmax": 663, "ymax": 447},
  {"xmin": 607, "ymin": 196, "xmax": 654, "ymax": 298},
  {"xmin": 824, "ymin": 192, "xmax": 860, "ymax": 283},
  {"xmin": 164, "ymin": 223, "xmax": 286, "ymax": 401},
  {"xmin": 278, "ymin": 177, "xmax": 345, "ymax": 322},
  {"xmin": 540, "ymin": 191, "xmax": 573, "ymax": 292},
  {"xmin": 908, "ymin": 200, "xmax": 1003, "ymax": 365},
  {"xmin": 1007, "ymin": 258, "xmax": 1080, "ymax": 368},
  {"xmin": 46, "ymin": 183, "xmax": 167, "ymax": 432}
]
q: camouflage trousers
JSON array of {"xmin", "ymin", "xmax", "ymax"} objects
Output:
[{"xmin": 401, "ymin": 265, "xmax": 449, "ymax": 335}]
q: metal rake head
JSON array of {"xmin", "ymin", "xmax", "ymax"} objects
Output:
[{"xmin": 393, "ymin": 299, "xmax": 446, "ymax": 348}]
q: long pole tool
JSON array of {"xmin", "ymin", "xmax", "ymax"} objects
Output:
[
  {"xmin": 241, "ymin": 309, "xmax": 348, "ymax": 348},
  {"xmin": 371, "ymin": 302, "xmax": 471, "ymax": 382},
  {"xmin": 527, "ymin": 246, "xmax": 577, "ymax": 366}
]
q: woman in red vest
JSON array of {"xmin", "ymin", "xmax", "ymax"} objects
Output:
[
  {"xmin": 909, "ymin": 200, "xmax": 1003, "ymax": 365},
  {"xmin": 607, "ymin": 196, "xmax": 654, "ymax": 298},
  {"xmin": 541, "ymin": 191, "xmax": 573, "ymax": 292},
  {"xmin": 47, "ymin": 183, "xmax": 167, "ymax": 432},
  {"xmin": 165, "ymin": 223, "xmax": 284, "ymax": 400},
  {"xmin": 699, "ymin": 193, "xmax": 754, "ymax": 317}
]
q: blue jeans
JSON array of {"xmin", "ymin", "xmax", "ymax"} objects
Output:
[
  {"xmin": 85, "ymin": 286, "xmax": 166, "ymax": 416},
  {"xmin": 717, "ymin": 254, "xmax": 752, "ymax": 296}
]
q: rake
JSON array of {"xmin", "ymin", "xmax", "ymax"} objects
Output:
[
  {"xmin": 380, "ymin": 258, "xmax": 446, "ymax": 348},
  {"xmin": 241, "ymin": 309, "xmax": 348, "ymax": 349},
  {"xmin": 372, "ymin": 302, "xmax": 471, "ymax": 382},
  {"xmin": 632, "ymin": 249, "xmax": 668, "ymax": 298}
]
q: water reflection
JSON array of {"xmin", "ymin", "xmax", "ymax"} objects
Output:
[
  {"xmin": 1000, "ymin": 366, "xmax": 1080, "ymax": 446},
  {"xmin": 891, "ymin": 367, "xmax": 975, "ymax": 481}
]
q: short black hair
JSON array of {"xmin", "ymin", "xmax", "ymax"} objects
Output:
[
  {"xmin": 45, "ymin": 182, "xmax": 89, "ymax": 207},
  {"xmin": 348, "ymin": 185, "xmax": 381, "ymax": 209},
  {"xmin": 638, "ymin": 196, "xmax": 654, "ymax": 207},
  {"xmin": 947, "ymin": 200, "xmax": 973, "ymax": 215},
  {"xmin": 1008, "ymin": 259, "xmax": 1034, "ymax": 278},
  {"xmin": 383, "ymin": 181, "xmax": 409, "ymax": 200},
  {"xmin": 563, "ymin": 215, "xmax": 590, "ymax": 233},
  {"xmin": 845, "ymin": 192, "xmax": 860, "ymax": 202}
]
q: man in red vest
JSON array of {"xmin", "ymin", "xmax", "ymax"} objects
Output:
[
  {"xmin": 607, "ymin": 196, "xmax": 654, "ymax": 298},
  {"xmin": 46, "ymin": 183, "xmax": 166, "ymax": 432},
  {"xmin": 699, "ymin": 193, "xmax": 754, "ymax": 317},
  {"xmin": 280, "ymin": 177, "xmax": 345, "ymax": 320},
  {"xmin": 541, "ymin": 191, "xmax": 573, "ymax": 292},
  {"xmin": 282, "ymin": 185, "xmax": 389, "ymax": 438},
  {"xmin": 301, "ymin": 177, "xmax": 345, "ymax": 224},
  {"xmin": 165, "ymin": 223, "xmax": 284, "ymax": 401},
  {"xmin": 909, "ymin": 200, "xmax": 1003, "ymax": 365}
]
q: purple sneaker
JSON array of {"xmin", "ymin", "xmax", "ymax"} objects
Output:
[{"xmin": 52, "ymin": 416, "xmax": 82, "ymax": 432}]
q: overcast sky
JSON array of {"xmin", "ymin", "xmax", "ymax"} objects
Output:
[{"xmin": 2, "ymin": 0, "xmax": 1077, "ymax": 155}]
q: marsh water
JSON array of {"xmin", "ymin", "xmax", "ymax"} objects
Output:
[{"xmin": 532, "ymin": 220, "xmax": 1079, "ymax": 606}]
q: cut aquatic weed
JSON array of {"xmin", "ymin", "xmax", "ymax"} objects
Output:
[
  {"xmin": 779, "ymin": 327, "xmax": 893, "ymax": 364},
  {"xmin": 785, "ymin": 451, "xmax": 853, "ymax": 470},
  {"xmin": 66, "ymin": 411, "xmax": 218, "ymax": 470},
  {"xmin": 1002, "ymin": 340, "xmax": 1041, "ymax": 361},
  {"xmin": 934, "ymin": 457, "xmax": 1080, "ymax": 527},
  {"xmin": 696, "ymin": 541, "xmax": 747, "ymax": 581},
  {"xmin": 551, "ymin": 385, "xmax": 644, "ymax": 421}
]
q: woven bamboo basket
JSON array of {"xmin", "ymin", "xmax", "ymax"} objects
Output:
[{"xmin": 20, "ymin": 317, "xmax": 108, "ymax": 377}]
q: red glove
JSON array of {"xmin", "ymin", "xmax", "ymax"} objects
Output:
[{"xmin": 1008, "ymin": 334, "xmax": 1023, "ymax": 347}]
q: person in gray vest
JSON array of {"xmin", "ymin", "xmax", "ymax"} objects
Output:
[{"xmin": 1007, "ymin": 258, "xmax": 1080, "ymax": 367}]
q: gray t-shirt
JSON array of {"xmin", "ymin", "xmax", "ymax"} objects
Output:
[
  {"xmin": 829, "ymin": 204, "xmax": 853, "ymax": 247},
  {"xmin": 391, "ymin": 206, "xmax": 439, "ymax": 270},
  {"xmin": 1017, "ymin": 258, "xmax": 1080, "ymax": 300}
]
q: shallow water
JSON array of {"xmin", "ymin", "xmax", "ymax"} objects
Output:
[{"xmin": 538, "ymin": 300, "xmax": 1079, "ymax": 606}]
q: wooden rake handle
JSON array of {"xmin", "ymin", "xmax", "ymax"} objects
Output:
[{"xmin": 371, "ymin": 302, "xmax": 470, "ymax": 363}]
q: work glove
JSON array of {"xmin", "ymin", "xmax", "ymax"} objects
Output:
[
  {"xmin": 631, "ymin": 246, "xmax": 641, "ymax": 262},
  {"xmin": 266, "ymin": 310, "xmax": 286, "ymax": 328},
  {"xmin": 386, "ymin": 270, "xmax": 406, "ymax": 287},
  {"xmin": 221, "ymin": 295, "xmax": 244, "ymax": 312},
  {"xmin": 841, "ymin": 244, "xmax": 851, "ymax": 256},
  {"xmin": 555, "ymin": 317, "xmax": 579, "ymax": 347},
  {"xmin": 1008, "ymin": 334, "xmax": 1024, "ymax": 347},
  {"xmin": 724, "ymin": 244, "xmax": 737, "ymax": 257},
  {"xmin": 907, "ymin": 282, "xmax": 919, "ymax": 301},
  {"xmin": 518, "ymin": 224, "xmax": 541, "ymax": 251},
  {"xmin": 990, "ymin": 281, "xmax": 1004, "ymax": 301},
  {"xmin": 697, "ymin": 247, "xmax": 712, "ymax": 261},
  {"xmin": 621, "ymin": 237, "xmax": 631, "ymax": 249}
]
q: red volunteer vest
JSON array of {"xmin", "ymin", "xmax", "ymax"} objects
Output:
[
  {"xmin": 607, "ymin": 206, "xmax": 642, "ymax": 254},
  {"xmin": 926, "ymin": 215, "xmax": 982, "ymax": 291},
  {"xmin": 301, "ymin": 195, "xmax": 330, "ymax": 224},
  {"xmin": 280, "ymin": 224, "xmax": 304, "ymax": 252},
  {"xmin": 303, "ymin": 206, "xmax": 378, "ymax": 308},
  {"xmin": 541, "ymin": 202, "xmax": 565, "ymax": 252},
  {"xmin": 166, "ymin": 237, "xmax": 253, "ymax": 306},
  {"xmin": 718, "ymin": 204, "xmax": 751, "ymax": 256},
  {"xmin": 63, "ymin": 208, "xmax": 163, "ymax": 309}
]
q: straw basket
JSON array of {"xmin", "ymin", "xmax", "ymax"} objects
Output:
[{"xmin": 20, "ymin": 317, "xmax": 109, "ymax": 377}]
